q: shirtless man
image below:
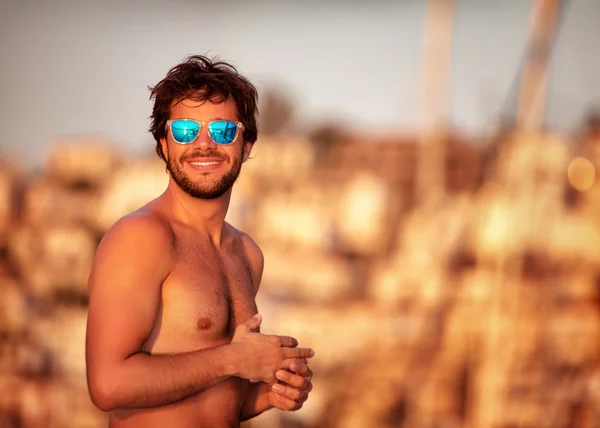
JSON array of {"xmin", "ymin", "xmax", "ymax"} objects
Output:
[{"xmin": 85, "ymin": 55, "xmax": 315, "ymax": 428}]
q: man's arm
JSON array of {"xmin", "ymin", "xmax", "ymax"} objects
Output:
[
  {"xmin": 85, "ymin": 214, "xmax": 239, "ymax": 411},
  {"xmin": 238, "ymin": 230, "xmax": 265, "ymax": 297},
  {"xmin": 240, "ymin": 382, "xmax": 273, "ymax": 421},
  {"xmin": 238, "ymin": 230, "xmax": 271, "ymax": 420},
  {"xmin": 237, "ymin": 232, "xmax": 314, "ymax": 420}
]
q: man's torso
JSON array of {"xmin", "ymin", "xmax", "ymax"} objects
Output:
[{"xmin": 109, "ymin": 215, "xmax": 259, "ymax": 428}]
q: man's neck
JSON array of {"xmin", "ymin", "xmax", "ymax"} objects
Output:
[{"xmin": 165, "ymin": 179, "xmax": 231, "ymax": 246}]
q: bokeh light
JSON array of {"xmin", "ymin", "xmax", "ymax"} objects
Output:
[{"xmin": 568, "ymin": 156, "xmax": 596, "ymax": 191}]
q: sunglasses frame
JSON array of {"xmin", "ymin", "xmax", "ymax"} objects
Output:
[{"xmin": 166, "ymin": 119, "xmax": 245, "ymax": 145}]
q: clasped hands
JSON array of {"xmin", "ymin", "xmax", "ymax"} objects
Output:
[
  {"xmin": 232, "ymin": 313, "xmax": 314, "ymax": 412},
  {"xmin": 269, "ymin": 340, "xmax": 313, "ymax": 411}
]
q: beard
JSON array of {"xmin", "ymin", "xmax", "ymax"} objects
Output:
[{"xmin": 166, "ymin": 148, "xmax": 243, "ymax": 200}]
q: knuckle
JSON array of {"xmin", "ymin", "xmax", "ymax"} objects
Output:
[{"xmin": 276, "ymin": 397, "xmax": 287, "ymax": 409}]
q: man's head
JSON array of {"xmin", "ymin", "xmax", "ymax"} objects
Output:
[{"xmin": 149, "ymin": 55, "xmax": 259, "ymax": 199}]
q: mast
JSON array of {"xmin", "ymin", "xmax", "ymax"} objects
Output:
[
  {"xmin": 517, "ymin": 0, "xmax": 561, "ymax": 131},
  {"xmin": 416, "ymin": 0, "xmax": 454, "ymax": 203}
]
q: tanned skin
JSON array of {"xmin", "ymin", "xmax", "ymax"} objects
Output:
[{"xmin": 85, "ymin": 98, "xmax": 314, "ymax": 428}]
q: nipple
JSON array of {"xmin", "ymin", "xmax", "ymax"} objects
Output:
[{"xmin": 197, "ymin": 317, "xmax": 212, "ymax": 330}]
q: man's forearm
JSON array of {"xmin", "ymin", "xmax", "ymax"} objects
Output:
[
  {"xmin": 240, "ymin": 382, "xmax": 273, "ymax": 421},
  {"xmin": 89, "ymin": 344, "xmax": 239, "ymax": 411}
]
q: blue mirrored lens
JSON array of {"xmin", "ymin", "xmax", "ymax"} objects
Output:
[
  {"xmin": 171, "ymin": 120, "xmax": 200, "ymax": 143},
  {"xmin": 208, "ymin": 121, "xmax": 238, "ymax": 144}
]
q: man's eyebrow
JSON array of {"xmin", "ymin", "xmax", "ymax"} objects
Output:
[{"xmin": 172, "ymin": 117, "xmax": 236, "ymax": 122}]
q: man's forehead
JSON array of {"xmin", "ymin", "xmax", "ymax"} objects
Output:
[{"xmin": 170, "ymin": 98, "xmax": 238, "ymax": 118}]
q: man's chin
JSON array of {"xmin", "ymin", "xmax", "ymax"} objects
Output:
[
  {"xmin": 181, "ymin": 177, "xmax": 235, "ymax": 199},
  {"xmin": 188, "ymin": 187, "xmax": 231, "ymax": 200},
  {"xmin": 168, "ymin": 162, "xmax": 241, "ymax": 200}
]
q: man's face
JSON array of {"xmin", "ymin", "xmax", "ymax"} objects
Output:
[{"xmin": 160, "ymin": 98, "xmax": 252, "ymax": 199}]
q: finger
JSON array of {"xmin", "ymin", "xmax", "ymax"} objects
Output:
[
  {"xmin": 283, "ymin": 347, "xmax": 314, "ymax": 360},
  {"xmin": 289, "ymin": 359, "xmax": 309, "ymax": 375},
  {"xmin": 275, "ymin": 369, "xmax": 310, "ymax": 390},
  {"xmin": 276, "ymin": 336, "xmax": 298, "ymax": 348},
  {"xmin": 271, "ymin": 392, "xmax": 303, "ymax": 411},
  {"xmin": 296, "ymin": 364, "xmax": 312, "ymax": 381},
  {"xmin": 239, "ymin": 314, "xmax": 262, "ymax": 332},
  {"xmin": 262, "ymin": 334, "xmax": 298, "ymax": 348},
  {"xmin": 279, "ymin": 358, "xmax": 305, "ymax": 372},
  {"xmin": 271, "ymin": 383, "xmax": 306, "ymax": 401}
]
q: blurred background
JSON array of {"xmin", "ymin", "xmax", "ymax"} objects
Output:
[{"xmin": 0, "ymin": 0, "xmax": 599, "ymax": 427}]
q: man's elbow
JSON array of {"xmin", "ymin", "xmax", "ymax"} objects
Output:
[{"xmin": 88, "ymin": 370, "xmax": 121, "ymax": 412}]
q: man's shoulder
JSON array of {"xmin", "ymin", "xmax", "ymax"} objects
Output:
[
  {"xmin": 99, "ymin": 208, "xmax": 174, "ymax": 253},
  {"xmin": 89, "ymin": 208, "xmax": 174, "ymax": 293},
  {"xmin": 228, "ymin": 225, "xmax": 264, "ymax": 292},
  {"xmin": 228, "ymin": 224, "xmax": 263, "ymax": 261}
]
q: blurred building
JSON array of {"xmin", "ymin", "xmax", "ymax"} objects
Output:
[{"xmin": 0, "ymin": 122, "xmax": 599, "ymax": 427}]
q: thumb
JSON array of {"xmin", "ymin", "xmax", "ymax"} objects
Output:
[{"xmin": 242, "ymin": 313, "xmax": 262, "ymax": 332}]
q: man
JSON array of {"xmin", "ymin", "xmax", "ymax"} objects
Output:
[{"xmin": 85, "ymin": 55, "xmax": 315, "ymax": 428}]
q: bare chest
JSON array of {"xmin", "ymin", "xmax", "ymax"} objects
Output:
[{"xmin": 147, "ymin": 240, "xmax": 258, "ymax": 352}]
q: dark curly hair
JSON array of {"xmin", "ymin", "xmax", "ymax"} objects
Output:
[{"xmin": 148, "ymin": 55, "xmax": 259, "ymax": 163}]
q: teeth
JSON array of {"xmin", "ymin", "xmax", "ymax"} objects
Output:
[{"xmin": 191, "ymin": 161, "xmax": 219, "ymax": 166}]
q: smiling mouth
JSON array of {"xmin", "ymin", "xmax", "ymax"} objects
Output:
[{"xmin": 189, "ymin": 161, "xmax": 221, "ymax": 166}]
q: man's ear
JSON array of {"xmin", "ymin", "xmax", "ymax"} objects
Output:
[
  {"xmin": 160, "ymin": 138, "xmax": 168, "ymax": 160},
  {"xmin": 242, "ymin": 141, "xmax": 253, "ymax": 163}
]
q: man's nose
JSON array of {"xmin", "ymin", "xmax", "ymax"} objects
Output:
[{"xmin": 191, "ymin": 125, "xmax": 216, "ymax": 148}]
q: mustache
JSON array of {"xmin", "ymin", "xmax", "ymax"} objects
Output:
[{"xmin": 180, "ymin": 150, "xmax": 228, "ymax": 162}]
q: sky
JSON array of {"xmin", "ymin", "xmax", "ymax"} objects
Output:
[{"xmin": 0, "ymin": 0, "xmax": 599, "ymax": 167}]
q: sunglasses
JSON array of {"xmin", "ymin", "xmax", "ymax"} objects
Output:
[{"xmin": 166, "ymin": 119, "xmax": 244, "ymax": 145}]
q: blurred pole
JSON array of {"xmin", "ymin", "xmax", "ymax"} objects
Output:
[
  {"xmin": 472, "ymin": 5, "xmax": 561, "ymax": 428},
  {"xmin": 416, "ymin": 0, "xmax": 454, "ymax": 204},
  {"xmin": 415, "ymin": 1, "xmax": 454, "ymax": 425},
  {"xmin": 517, "ymin": 0, "xmax": 560, "ymax": 131}
]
